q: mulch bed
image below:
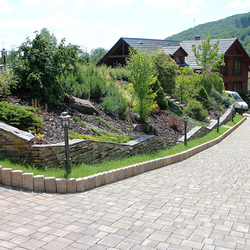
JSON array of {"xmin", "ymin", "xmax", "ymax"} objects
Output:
[{"xmin": 3, "ymin": 95, "xmax": 224, "ymax": 145}]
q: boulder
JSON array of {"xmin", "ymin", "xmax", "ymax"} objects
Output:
[{"xmin": 66, "ymin": 96, "xmax": 98, "ymax": 115}]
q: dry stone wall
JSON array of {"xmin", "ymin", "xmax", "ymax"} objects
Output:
[{"xmin": 0, "ymin": 123, "xmax": 170, "ymax": 168}]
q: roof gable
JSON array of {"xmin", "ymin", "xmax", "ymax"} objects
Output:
[{"xmin": 97, "ymin": 37, "xmax": 250, "ymax": 68}]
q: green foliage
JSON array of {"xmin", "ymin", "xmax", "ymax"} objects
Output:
[
  {"xmin": 0, "ymin": 70, "xmax": 16, "ymax": 100},
  {"xmin": 183, "ymin": 99, "xmax": 208, "ymax": 122},
  {"xmin": 175, "ymin": 67, "xmax": 200, "ymax": 103},
  {"xmin": 69, "ymin": 129, "xmax": 134, "ymax": 143},
  {"xmin": 196, "ymin": 85, "xmax": 209, "ymax": 109},
  {"xmin": 96, "ymin": 116, "xmax": 124, "ymax": 134},
  {"xmin": 0, "ymin": 102, "xmax": 44, "ymax": 132},
  {"xmin": 12, "ymin": 30, "xmax": 80, "ymax": 104},
  {"xmin": 152, "ymin": 49, "xmax": 178, "ymax": 95},
  {"xmin": 166, "ymin": 11, "xmax": 250, "ymax": 56},
  {"xmin": 101, "ymin": 86, "xmax": 128, "ymax": 114},
  {"xmin": 128, "ymin": 48, "xmax": 157, "ymax": 122},
  {"xmin": 168, "ymin": 100, "xmax": 183, "ymax": 117},
  {"xmin": 210, "ymin": 89, "xmax": 232, "ymax": 108},
  {"xmin": 192, "ymin": 35, "xmax": 225, "ymax": 74},
  {"xmin": 89, "ymin": 47, "xmax": 108, "ymax": 65},
  {"xmin": 151, "ymin": 80, "xmax": 168, "ymax": 110},
  {"xmin": 72, "ymin": 64, "xmax": 108, "ymax": 99}
]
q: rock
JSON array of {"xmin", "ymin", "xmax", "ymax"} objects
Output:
[{"xmin": 66, "ymin": 96, "xmax": 99, "ymax": 115}]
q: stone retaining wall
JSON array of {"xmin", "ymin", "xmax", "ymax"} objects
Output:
[
  {"xmin": 0, "ymin": 123, "xmax": 170, "ymax": 168},
  {"xmin": 0, "ymin": 116, "xmax": 246, "ymax": 193},
  {"xmin": 179, "ymin": 105, "xmax": 234, "ymax": 142}
]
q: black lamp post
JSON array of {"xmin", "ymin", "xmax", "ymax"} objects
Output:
[
  {"xmin": 1, "ymin": 48, "xmax": 7, "ymax": 67},
  {"xmin": 183, "ymin": 114, "xmax": 188, "ymax": 146},
  {"xmin": 216, "ymin": 112, "xmax": 220, "ymax": 133},
  {"xmin": 60, "ymin": 112, "xmax": 71, "ymax": 173}
]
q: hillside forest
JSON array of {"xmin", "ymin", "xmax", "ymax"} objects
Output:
[{"xmin": 166, "ymin": 11, "xmax": 250, "ymax": 56}]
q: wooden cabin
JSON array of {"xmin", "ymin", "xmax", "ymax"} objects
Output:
[{"xmin": 98, "ymin": 37, "xmax": 250, "ymax": 92}]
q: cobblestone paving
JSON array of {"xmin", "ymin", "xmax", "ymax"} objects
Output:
[{"xmin": 1, "ymin": 115, "xmax": 250, "ymax": 249}]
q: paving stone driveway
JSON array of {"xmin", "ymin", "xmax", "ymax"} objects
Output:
[{"xmin": 1, "ymin": 116, "xmax": 250, "ymax": 250}]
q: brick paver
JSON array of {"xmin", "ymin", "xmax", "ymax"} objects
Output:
[{"xmin": 1, "ymin": 115, "xmax": 250, "ymax": 249}]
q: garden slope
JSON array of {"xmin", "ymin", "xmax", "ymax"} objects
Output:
[{"xmin": 4, "ymin": 95, "xmax": 194, "ymax": 145}]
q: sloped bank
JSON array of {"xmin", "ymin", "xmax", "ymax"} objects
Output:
[{"xmin": 0, "ymin": 106, "xmax": 244, "ymax": 193}]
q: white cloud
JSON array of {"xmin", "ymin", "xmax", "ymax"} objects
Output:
[
  {"xmin": 92, "ymin": 0, "xmax": 135, "ymax": 8},
  {"xmin": 0, "ymin": 0, "xmax": 13, "ymax": 12},
  {"xmin": 188, "ymin": 0, "xmax": 204, "ymax": 4},
  {"xmin": 21, "ymin": 0, "xmax": 71, "ymax": 8},
  {"xmin": 86, "ymin": 22, "xmax": 138, "ymax": 35},
  {"xmin": 227, "ymin": 0, "xmax": 250, "ymax": 8},
  {"xmin": 75, "ymin": 0, "xmax": 87, "ymax": 10},
  {"xmin": 181, "ymin": 6, "xmax": 201, "ymax": 15},
  {"xmin": 144, "ymin": 0, "xmax": 186, "ymax": 8}
]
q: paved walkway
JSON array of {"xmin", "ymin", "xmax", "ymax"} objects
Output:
[{"xmin": 1, "ymin": 116, "xmax": 250, "ymax": 250}]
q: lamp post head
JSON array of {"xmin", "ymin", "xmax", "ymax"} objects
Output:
[
  {"xmin": 183, "ymin": 114, "xmax": 188, "ymax": 124},
  {"xmin": 59, "ymin": 112, "xmax": 71, "ymax": 129}
]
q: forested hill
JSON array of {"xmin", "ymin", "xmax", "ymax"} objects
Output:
[{"xmin": 166, "ymin": 11, "xmax": 250, "ymax": 55}]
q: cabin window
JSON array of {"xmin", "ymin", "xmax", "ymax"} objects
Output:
[
  {"xmin": 234, "ymin": 58, "xmax": 242, "ymax": 75},
  {"xmin": 176, "ymin": 56, "xmax": 182, "ymax": 64}
]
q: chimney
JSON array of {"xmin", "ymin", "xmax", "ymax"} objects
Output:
[{"xmin": 195, "ymin": 35, "xmax": 200, "ymax": 40}]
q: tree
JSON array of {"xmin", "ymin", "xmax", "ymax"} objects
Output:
[
  {"xmin": 90, "ymin": 47, "xmax": 108, "ymax": 65},
  {"xmin": 127, "ymin": 48, "xmax": 157, "ymax": 122},
  {"xmin": 12, "ymin": 30, "xmax": 80, "ymax": 104},
  {"xmin": 152, "ymin": 49, "xmax": 178, "ymax": 95},
  {"xmin": 40, "ymin": 28, "xmax": 57, "ymax": 46},
  {"xmin": 192, "ymin": 35, "xmax": 225, "ymax": 74}
]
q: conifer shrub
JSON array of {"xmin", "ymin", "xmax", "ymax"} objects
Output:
[
  {"xmin": 151, "ymin": 80, "xmax": 168, "ymax": 110},
  {"xmin": 0, "ymin": 102, "xmax": 44, "ymax": 132},
  {"xmin": 183, "ymin": 99, "xmax": 208, "ymax": 122},
  {"xmin": 101, "ymin": 82, "xmax": 128, "ymax": 114},
  {"xmin": 0, "ymin": 71, "xmax": 16, "ymax": 100},
  {"xmin": 195, "ymin": 85, "xmax": 210, "ymax": 109}
]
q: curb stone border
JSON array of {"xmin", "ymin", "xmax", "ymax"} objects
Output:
[{"xmin": 0, "ymin": 116, "xmax": 246, "ymax": 194}]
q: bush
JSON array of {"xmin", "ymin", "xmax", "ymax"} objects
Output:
[
  {"xmin": 210, "ymin": 89, "xmax": 232, "ymax": 107},
  {"xmin": 12, "ymin": 32, "xmax": 80, "ymax": 105},
  {"xmin": 195, "ymin": 85, "xmax": 209, "ymax": 109},
  {"xmin": 72, "ymin": 65, "xmax": 108, "ymax": 100},
  {"xmin": 183, "ymin": 99, "xmax": 208, "ymax": 122},
  {"xmin": 0, "ymin": 70, "xmax": 16, "ymax": 100},
  {"xmin": 151, "ymin": 80, "xmax": 168, "ymax": 110},
  {"xmin": 101, "ymin": 83, "xmax": 128, "ymax": 114},
  {"xmin": 0, "ymin": 102, "xmax": 44, "ymax": 132}
]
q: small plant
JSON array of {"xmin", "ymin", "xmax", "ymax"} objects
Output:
[
  {"xmin": 168, "ymin": 116, "xmax": 182, "ymax": 130},
  {"xmin": 183, "ymin": 99, "xmax": 208, "ymax": 122},
  {"xmin": 0, "ymin": 102, "xmax": 44, "ymax": 131}
]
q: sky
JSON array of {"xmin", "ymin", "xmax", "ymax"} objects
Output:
[{"xmin": 1, "ymin": 0, "xmax": 250, "ymax": 53}]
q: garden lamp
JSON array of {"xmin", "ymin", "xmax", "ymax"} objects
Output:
[
  {"xmin": 60, "ymin": 112, "xmax": 71, "ymax": 173},
  {"xmin": 183, "ymin": 114, "xmax": 188, "ymax": 146},
  {"xmin": 1, "ymin": 48, "xmax": 7, "ymax": 65},
  {"xmin": 216, "ymin": 112, "xmax": 220, "ymax": 133}
]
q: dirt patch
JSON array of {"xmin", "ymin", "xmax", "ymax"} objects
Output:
[{"xmin": 4, "ymin": 95, "xmax": 224, "ymax": 145}]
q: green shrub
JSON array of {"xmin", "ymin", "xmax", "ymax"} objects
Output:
[
  {"xmin": 101, "ymin": 83, "xmax": 128, "ymax": 114},
  {"xmin": 210, "ymin": 89, "xmax": 232, "ymax": 107},
  {"xmin": 0, "ymin": 102, "xmax": 44, "ymax": 132},
  {"xmin": 168, "ymin": 100, "xmax": 183, "ymax": 116},
  {"xmin": 151, "ymin": 80, "xmax": 168, "ymax": 110},
  {"xmin": 195, "ymin": 85, "xmax": 209, "ymax": 109},
  {"xmin": 0, "ymin": 71, "xmax": 16, "ymax": 100},
  {"xmin": 183, "ymin": 99, "xmax": 208, "ymax": 122}
]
